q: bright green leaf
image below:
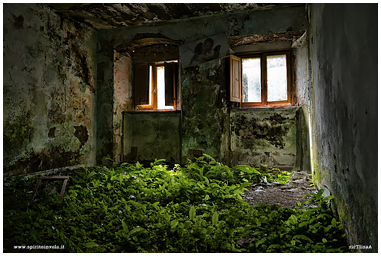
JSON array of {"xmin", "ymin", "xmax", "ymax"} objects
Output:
[
  {"xmin": 293, "ymin": 234, "xmax": 313, "ymax": 243},
  {"xmin": 212, "ymin": 212, "xmax": 219, "ymax": 226},
  {"xmin": 170, "ymin": 219, "xmax": 179, "ymax": 230},
  {"xmin": 126, "ymin": 227, "xmax": 144, "ymax": 238},
  {"xmin": 189, "ymin": 206, "xmax": 196, "ymax": 220},
  {"xmin": 289, "ymin": 214, "xmax": 298, "ymax": 224},
  {"xmin": 87, "ymin": 172, "xmax": 96, "ymax": 179},
  {"xmin": 316, "ymin": 189, "xmax": 324, "ymax": 200},
  {"xmin": 83, "ymin": 241, "xmax": 99, "ymax": 248},
  {"xmin": 299, "ymin": 221, "xmax": 309, "ymax": 228},
  {"xmin": 122, "ymin": 220, "xmax": 128, "ymax": 232}
]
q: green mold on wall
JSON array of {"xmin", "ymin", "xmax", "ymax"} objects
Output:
[
  {"xmin": 181, "ymin": 59, "xmax": 228, "ymax": 164},
  {"xmin": 230, "ymin": 107, "xmax": 299, "ymax": 168},
  {"xmin": 3, "ymin": 3, "xmax": 97, "ymax": 175},
  {"xmin": 232, "ymin": 113, "xmax": 292, "ymax": 149}
]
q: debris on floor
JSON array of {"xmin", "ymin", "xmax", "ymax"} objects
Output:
[{"xmin": 243, "ymin": 171, "xmax": 318, "ymax": 209}]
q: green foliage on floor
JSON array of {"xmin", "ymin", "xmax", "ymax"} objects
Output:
[{"xmin": 4, "ymin": 155, "xmax": 348, "ymax": 253}]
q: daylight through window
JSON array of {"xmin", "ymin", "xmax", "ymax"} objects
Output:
[
  {"xmin": 134, "ymin": 60, "xmax": 178, "ymax": 111},
  {"xmin": 230, "ymin": 51, "xmax": 292, "ymax": 106}
]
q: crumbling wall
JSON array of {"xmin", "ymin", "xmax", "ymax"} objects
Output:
[
  {"xmin": 308, "ymin": 3, "xmax": 377, "ymax": 252},
  {"xmin": 181, "ymin": 59, "xmax": 229, "ymax": 164},
  {"xmin": 3, "ymin": 3, "xmax": 97, "ymax": 176},
  {"xmin": 98, "ymin": 5, "xmax": 307, "ymax": 166}
]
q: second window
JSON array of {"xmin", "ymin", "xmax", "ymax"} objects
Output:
[{"xmin": 230, "ymin": 51, "xmax": 292, "ymax": 107}]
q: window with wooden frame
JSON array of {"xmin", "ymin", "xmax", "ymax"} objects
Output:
[
  {"xmin": 134, "ymin": 60, "xmax": 178, "ymax": 111},
  {"xmin": 230, "ymin": 50, "xmax": 293, "ymax": 107}
]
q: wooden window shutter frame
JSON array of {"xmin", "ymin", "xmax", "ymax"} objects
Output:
[
  {"xmin": 230, "ymin": 55, "xmax": 242, "ymax": 103},
  {"xmin": 164, "ymin": 62, "xmax": 178, "ymax": 106},
  {"xmin": 133, "ymin": 63, "xmax": 150, "ymax": 106}
]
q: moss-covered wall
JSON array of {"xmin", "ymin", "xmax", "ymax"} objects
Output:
[
  {"xmin": 97, "ymin": 5, "xmax": 307, "ymax": 166},
  {"xmin": 181, "ymin": 59, "xmax": 229, "ymax": 164},
  {"xmin": 230, "ymin": 108, "xmax": 298, "ymax": 169},
  {"xmin": 123, "ymin": 112, "xmax": 181, "ymax": 165},
  {"xmin": 95, "ymin": 34, "xmax": 115, "ymax": 166},
  {"xmin": 3, "ymin": 3, "xmax": 97, "ymax": 176},
  {"xmin": 5, "ymin": 3, "xmax": 377, "ymax": 251},
  {"xmin": 307, "ymin": 3, "xmax": 377, "ymax": 252},
  {"xmin": 295, "ymin": 106, "xmax": 311, "ymax": 172}
]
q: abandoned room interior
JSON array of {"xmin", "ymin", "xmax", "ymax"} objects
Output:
[{"xmin": 3, "ymin": 3, "xmax": 378, "ymax": 253}]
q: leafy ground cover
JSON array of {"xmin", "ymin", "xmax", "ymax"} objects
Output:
[{"xmin": 3, "ymin": 155, "xmax": 348, "ymax": 253}]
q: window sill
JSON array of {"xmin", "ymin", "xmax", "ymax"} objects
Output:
[
  {"xmin": 123, "ymin": 110, "xmax": 181, "ymax": 114},
  {"xmin": 231, "ymin": 103, "xmax": 296, "ymax": 110}
]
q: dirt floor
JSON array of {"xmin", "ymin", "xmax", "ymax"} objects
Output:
[{"xmin": 242, "ymin": 171, "xmax": 318, "ymax": 209}]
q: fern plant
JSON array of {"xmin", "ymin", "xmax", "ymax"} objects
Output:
[{"xmin": 3, "ymin": 155, "xmax": 348, "ymax": 253}]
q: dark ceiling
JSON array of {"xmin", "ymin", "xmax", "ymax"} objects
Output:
[{"xmin": 46, "ymin": 3, "xmax": 303, "ymax": 31}]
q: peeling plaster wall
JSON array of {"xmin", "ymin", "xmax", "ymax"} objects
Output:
[
  {"xmin": 113, "ymin": 52, "xmax": 134, "ymax": 162},
  {"xmin": 292, "ymin": 32, "xmax": 311, "ymax": 172},
  {"xmin": 97, "ymin": 5, "xmax": 307, "ymax": 166},
  {"xmin": 3, "ymin": 3, "xmax": 97, "ymax": 176},
  {"xmin": 308, "ymin": 4, "xmax": 377, "ymax": 252},
  {"xmin": 3, "ymin": 4, "xmax": 308, "ymax": 173}
]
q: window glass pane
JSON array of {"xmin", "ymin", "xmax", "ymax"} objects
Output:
[
  {"xmin": 267, "ymin": 55, "xmax": 287, "ymax": 102},
  {"xmin": 157, "ymin": 66, "xmax": 173, "ymax": 109},
  {"xmin": 242, "ymin": 58, "xmax": 261, "ymax": 102}
]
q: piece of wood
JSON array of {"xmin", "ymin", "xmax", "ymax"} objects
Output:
[
  {"xmin": 165, "ymin": 62, "xmax": 178, "ymax": 107},
  {"xmin": 28, "ymin": 176, "xmax": 70, "ymax": 206},
  {"xmin": 134, "ymin": 63, "xmax": 150, "ymax": 106},
  {"xmin": 60, "ymin": 178, "xmax": 69, "ymax": 201}
]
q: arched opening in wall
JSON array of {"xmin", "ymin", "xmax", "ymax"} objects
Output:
[
  {"xmin": 115, "ymin": 35, "xmax": 182, "ymax": 111},
  {"xmin": 113, "ymin": 35, "xmax": 183, "ymax": 165}
]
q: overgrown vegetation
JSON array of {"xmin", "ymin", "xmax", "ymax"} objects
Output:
[{"xmin": 4, "ymin": 155, "xmax": 348, "ymax": 253}]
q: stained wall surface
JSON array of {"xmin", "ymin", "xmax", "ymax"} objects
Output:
[
  {"xmin": 181, "ymin": 59, "xmax": 230, "ymax": 164},
  {"xmin": 308, "ymin": 3, "xmax": 378, "ymax": 252},
  {"xmin": 230, "ymin": 108, "xmax": 297, "ymax": 169},
  {"xmin": 3, "ymin": 3, "xmax": 308, "ymax": 174},
  {"xmin": 292, "ymin": 33, "xmax": 311, "ymax": 172},
  {"xmin": 113, "ymin": 52, "xmax": 134, "ymax": 163},
  {"xmin": 3, "ymin": 3, "xmax": 97, "ymax": 176}
]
